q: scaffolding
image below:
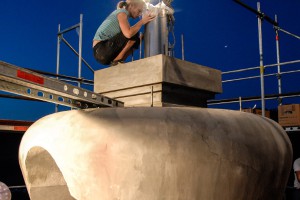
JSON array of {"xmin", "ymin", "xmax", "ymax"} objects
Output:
[
  {"xmin": 210, "ymin": 1, "xmax": 300, "ymax": 116},
  {"xmin": 0, "ymin": 5, "xmax": 299, "ymax": 117},
  {"xmin": 0, "ymin": 13, "xmax": 124, "ymax": 115},
  {"xmin": 56, "ymin": 14, "xmax": 94, "ymax": 88},
  {"xmin": 208, "ymin": 58, "xmax": 300, "ymax": 105}
]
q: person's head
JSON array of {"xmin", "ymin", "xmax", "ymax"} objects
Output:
[{"xmin": 117, "ymin": 0, "xmax": 145, "ymax": 19}]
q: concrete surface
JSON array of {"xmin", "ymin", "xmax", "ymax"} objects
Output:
[
  {"xmin": 19, "ymin": 107, "xmax": 292, "ymax": 200},
  {"xmin": 94, "ymin": 55, "xmax": 222, "ymax": 107}
]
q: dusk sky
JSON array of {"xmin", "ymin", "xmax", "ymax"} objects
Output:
[{"xmin": 1, "ymin": 0, "xmax": 300, "ymax": 121}]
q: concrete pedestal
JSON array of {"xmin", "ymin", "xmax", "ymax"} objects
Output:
[{"xmin": 94, "ymin": 55, "xmax": 222, "ymax": 107}]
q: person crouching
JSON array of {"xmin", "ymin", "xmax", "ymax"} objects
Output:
[{"xmin": 93, "ymin": 0, "xmax": 156, "ymax": 66}]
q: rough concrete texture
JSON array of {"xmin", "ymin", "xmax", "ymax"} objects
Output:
[
  {"xmin": 94, "ymin": 55, "xmax": 222, "ymax": 107},
  {"xmin": 19, "ymin": 107, "xmax": 292, "ymax": 200}
]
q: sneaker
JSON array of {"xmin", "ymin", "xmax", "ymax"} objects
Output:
[{"xmin": 110, "ymin": 60, "xmax": 125, "ymax": 66}]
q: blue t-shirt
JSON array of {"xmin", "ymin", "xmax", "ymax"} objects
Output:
[{"xmin": 94, "ymin": 9, "xmax": 129, "ymax": 41}]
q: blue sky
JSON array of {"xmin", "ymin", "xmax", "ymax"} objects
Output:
[{"xmin": 1, "ymin": 0, "xmax": 300, "ymax": 121}]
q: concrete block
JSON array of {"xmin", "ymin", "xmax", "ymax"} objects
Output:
[{"xmin": 94, "ymin": 55, "xmax": 222, "ymax": 107}]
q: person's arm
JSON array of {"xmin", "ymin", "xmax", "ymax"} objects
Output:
[
  {"xmin": 118, "ymin": 12, "xmax": 155, "ymax": 38},
  {"xmin": 296, "ymin": 171, "xmax": 300, "ymax": 182}
]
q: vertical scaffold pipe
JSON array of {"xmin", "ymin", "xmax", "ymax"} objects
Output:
[
  {"xmin": 257, "ymin": 2, "xmax": 265, "ymax": 117},
  {"xmin": 181, "ymin": 34, "xmax": 185, "ymax": 60},
  {"xmin": 56, "ymin": 24, "xmax": 61, "ymax": 113},
  {"xmin": 275, "ymin": 15, "xmax": 282, "ymax": 105},
  {"xmin": 78, "ymin": 14, "xmax": 83, "ymax": 88}
]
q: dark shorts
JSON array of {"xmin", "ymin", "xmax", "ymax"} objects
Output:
[
  {"xmin": 292, "ymin": 188, "xmax": 300, "ymax": 200},
  {"xmin": 93, "ymin": 32, "xmax": 140, "ymax": 65}
]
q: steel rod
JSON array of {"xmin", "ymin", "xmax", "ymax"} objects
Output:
[
  {"xmin": 208, "ymin": 91, "xmax": 300, "ymax": 105},
  {"xmin": 181, "ymin": 34, "xmax": 185, "ymax": 60},
  {"xmin": 57, "ymin": 23, "xmax": 80, "ymax": 35},
  {"xmin": 278, "ymin": 28, "xmax": 300, "ymax": 40},
  {"xmin": 275, "ymin": 15, "xmax": 282, "ymax": 105},
  {"xmin": 239, "ymin": 97, "xmax": 242, "ymax": 111},
  {"xmin": 222, "ymin": 60, "xmax": 300, "ymax": 75},
  {"xmin": 8, "ymin": 185, "xmax": 27, "ymax": 189},
  {"xmin": 223, "ymin": 75, "xmax": 261, "ymax": 83},
  {"xmin": 264, "ymin": 60, "xmax": 300, "ymax": 68},
  {"xmin": 24, "ymin": 68, "xmax": 94, "ymax": 84},
  {"xmin": 61, "ymin": 38, "xmax": 94, "ymax": 73},
  {"xmin": 281, "ymin": 69, "xmax": 300, "ymax": 75},
  {"xmin": 56, "ymin": 24, "xmax": 61, "ymax": 113},
  {"xmin": 257, "ymin": 2, "xmax": 265, "ymax": 116},
  {"xmin": 222, "ymin": 66, "xmax": 260, "ymax": 74},
  {"xmin": 78, "ymin": 14, "xmax": 83, "ymax": 88},
  {"xmin": 57, "ymin": 79, "xmax": 94, "ymax": 86},
  {"xmin": 233, "ymin": 0, "xmax": 278, "ymax": 26},
  {"xmin": 222, "ymin": 69, "xmax": 300, "ymax": 83}
]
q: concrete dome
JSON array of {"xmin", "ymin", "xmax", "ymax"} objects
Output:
[{"xmin": 19, "ymin": 107, "xmax": 292, "ymax": 200}]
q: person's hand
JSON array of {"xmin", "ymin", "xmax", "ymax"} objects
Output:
[{"xmin": 141, "ymin": 13, "xmax": 156, "ymax": 25}]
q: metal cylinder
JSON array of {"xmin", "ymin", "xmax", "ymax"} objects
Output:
[{"xmin": 144, "ymin": 9, "xmax": 168, "ymax": 57}]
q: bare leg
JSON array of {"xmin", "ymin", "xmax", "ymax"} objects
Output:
[{"xmin": 113, "ymin": 40, "xmax": 136, "ymax": 61}]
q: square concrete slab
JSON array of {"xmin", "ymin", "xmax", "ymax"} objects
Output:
[{"xmin": 94, "ymin": 55, "xmax": 222, "ymax": 107}]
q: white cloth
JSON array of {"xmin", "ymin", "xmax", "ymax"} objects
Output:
[{"xmin": 294, "ymin": 158, "xmax": 300, "ymax": 188}]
